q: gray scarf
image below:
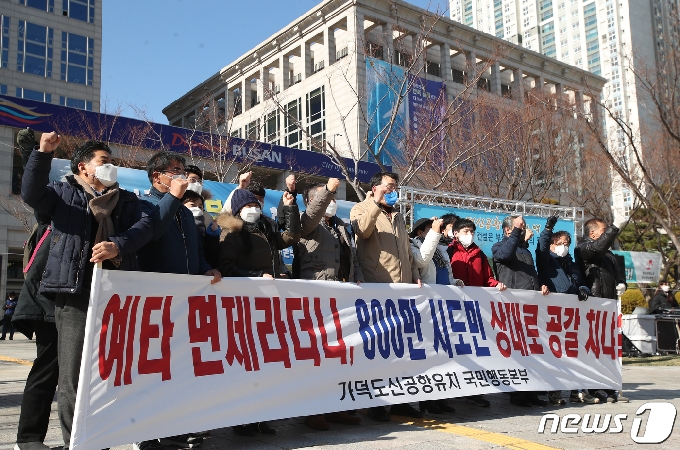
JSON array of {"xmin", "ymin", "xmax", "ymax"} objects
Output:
[{"xmin": 74, "ymin": 176, "xmax": 122, "ymax": 268}]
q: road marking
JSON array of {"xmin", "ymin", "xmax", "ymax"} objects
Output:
[
  {"xmin": 392, "ymin": 416, "xmax": 559, "ymax": 450},
  {"xmin": 0, "ymin": 355, "xmax": 33, "ymax": 366}
]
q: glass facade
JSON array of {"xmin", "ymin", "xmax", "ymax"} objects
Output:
[
  {"xmin": 20, "ymin": 0, "xmax": 54, "ymax": 12},
  {"xmin": 306, "ymin": 86, "xmax": 325, "ymax": 152},
  {"xmin": 64, "ymin": 0, "xmax": 95, "ymax": 23},
  {"xmin": 1, "ymin": 16, "xmax": 9, "ymax": 68},
  {"xmin": 59, "ymin": 96, "xmax": 92, "ymax": 110},
  {"xmin": 17, "ymin": 21, "xmax": 53, "ymax": 77},
  {"xmin": 61, "ymin": 32, "xmax": 94, "ymax": 85},
  {"xmin": 16, "ymin": 87, "xmax": 52, "ymax": 103}
]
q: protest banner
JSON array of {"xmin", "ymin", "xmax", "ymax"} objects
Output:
[{"xmin": 71, "ymin": 269, "xmax": 621, "ymax": 450}]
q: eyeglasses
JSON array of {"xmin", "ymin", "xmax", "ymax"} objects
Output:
[
  {"xmin": 161, "ymin": 168, "xmax": 186, "ymax": 176},
  {"xmin": 382, "ymin": 183, "xmax": 399, "ymax": 192},
  {"xmin": 187, "ymin": 177, "xmax": 203, "ymax": 184}
]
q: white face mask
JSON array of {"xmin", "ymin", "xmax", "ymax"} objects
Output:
[
  {"xmin": 458, "ymin": 234, "xmax": 474, "ymax": 248},
  {"xmin": 92, "ymin": 163, "xmax": 117, "ymax": 187},
  {"xmin": 187, "ymin": 182, "xmax": 203, "ymax": 195},
  {"xmin": 188, "ymin": 206, "xmax": 203, "ymax": 218},
  {"xmin": 553, "ymin": 244, "xmax": 569, "ymax": 257},
  {"xmin": 447, "ymin": 229, "xmax": 454, "ymax": 239},
  {"xmin": 240, "ymin": 206, "xmax": 261, "ymax": 223},
  {"xmin": 662, "ymin": 285, "xmax": 670, "ymax": 293},
  {"xmin": 325, "ymin": 201, "xmax": 337, "ymax": 217}
]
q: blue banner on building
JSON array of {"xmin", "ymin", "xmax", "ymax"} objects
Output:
[
  {"xmin": 365, "ymin": 57, "xmax": 446, "ymax": 166},
  {"xmin": 413, "ymin": 204, "xmax": 576, "ymax": 258},
  {"xmin": 0, "ymin": 95, "xmax": 385, "ymax": 183}
]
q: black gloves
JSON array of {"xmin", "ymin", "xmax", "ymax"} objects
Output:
[
  {"xmin": 17, "ymin": 127, "xmax": 36, "ymax": 169},
  {"xmin": 578, "ymin": 286, "xmax": 590, "ymax": 301},
  {"xmin": 545, "ymin": 215, "xmax": 558, "ymax": 231}
]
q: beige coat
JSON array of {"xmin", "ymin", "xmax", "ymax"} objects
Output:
[{"xmin": 350, "ymin": 193, "xmax": 418, "ymax": 283}]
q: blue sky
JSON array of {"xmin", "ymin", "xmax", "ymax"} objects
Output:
[{"xmin": 101, "ymin": 0, "xmax": 447, "ymax": 124}]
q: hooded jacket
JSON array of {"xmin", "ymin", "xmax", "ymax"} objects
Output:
[
  {"xmin": 217, "ymin": 205, "xmax": 300, "ymax": 277},
  {"xmin": 575, "ymin": 225, "xmax": 624, "ymax": 299},
  {"xmin": 449, "ymin": 240, "xmax": 498, "ymax": 287},
  {"xmin": 21, "ymin": 151, "xmax": 152, "ymax": 294},
  {"xmin": 298, "ymin": 188, "xmax": 364, "ymax": 282},
  {"xmin": 492, "ymin": 227, "xmax": 540, "ymax": 291},
  {"xmin": 138, "ymin": 187, "xmax": 213, "ymax": 275},
  {"xmin": 535, "ymin": 227, "xmax": 584, "ymax": 294},
  {"xmin": 350, "ymin": 193, "xmax": 418, "ymax": 283}
]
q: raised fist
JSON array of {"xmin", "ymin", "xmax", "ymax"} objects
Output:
[{"xmin": 326, "ymin": 177, "xmax": 340, "ymax": 193}]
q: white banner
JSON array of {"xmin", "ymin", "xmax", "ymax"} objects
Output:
[{"xmin": 71, "ymin": 269, "xmax": 622, "ymax": 450}]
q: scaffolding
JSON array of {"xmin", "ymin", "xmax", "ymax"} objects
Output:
[{"xmin": 399, "ymin": 186, "xmax": 585, "ymax": 237}]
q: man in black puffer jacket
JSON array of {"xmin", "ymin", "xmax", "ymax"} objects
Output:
[
  {"xmin": 492, "ymin": 215, "xmax": 549, "ymax": 408},
  {"xmin": 21, "ymin": 132, "xmax": 153, "ymax": 449},
  {"xmin": 575, "ymin": 218, "xmax": 629, "ymax": 404}
]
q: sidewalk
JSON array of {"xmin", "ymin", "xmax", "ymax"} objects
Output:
[{"xmin": 1, "ymin": 334, "xmax": 678, "ymax": 450}]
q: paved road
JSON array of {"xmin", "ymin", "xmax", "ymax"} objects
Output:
[{"xmin": 2, "ymin": 335, "xmax": 678, "ymax": 450}]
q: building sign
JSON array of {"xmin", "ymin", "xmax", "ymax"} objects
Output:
[
  {"xmin": 0, "ymin": 95, "xmax": 384, "ymax": 183},
  {"xmin": 611, "ymin": 251, "xmax": 662, "ymax": 284}
]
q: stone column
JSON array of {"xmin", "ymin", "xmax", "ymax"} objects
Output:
[
  {"xmin": 326, "ymin": 26, "xmax": 336, "ymax": 66},
  {"xmin": 260, "ymin": 67, "xmax": 270, "ymax": 101},
  {"xmin": 302, "ymin": 40, "xmax": 312, "ymax": 79},
  {"xmin": 490, "ymin": 62, "xmax": 502, "ymax": 94},
  {"xmin": 384, "ymin": 22, "xmax": 394, "ymax": 63},
  {"xmin": 575, "ymin": 89, "xmax": 584, "ymax": 114},
  {"xmin": 535, "ymin": 75, "xmax": 544, "ymax": 92},
  {"xmin": 241, "ymin": 78, "xmax": 250, "ymax": 112},
  {"xmin": 413, "ymin": 34, "xmax": 424, "ymax": 71},
  {"xmin": 441, "ymin": 43, "xmax": 452, "ymax": 81},
  {"xmin": 348, "ymin": 9, "xmax": 366, "ymax": 160},
  {"xmin": 513, "ymin": 68, "xmax": 524, "ymax": 102},
  {"xmin": 466, "ymin": 50, "xmax": 477, "ymax": 86},
  {"xmin": 280, "ymin": 54, "xmax": 290, "ymax": 91}
]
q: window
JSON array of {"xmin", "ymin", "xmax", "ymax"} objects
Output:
[
  {"xmin": 59, "ymin": 96, "xmax": 92, "ymax": 110},
  {"xmin": 265, "ymin": 111, "xmax": 280, "ymax": 144},
  {"xmin": 17, "ymin": 21, "xmax": 53, "ymax": 77},
  {"xmin": 1, "ymin": 16, "xmax": 9, "ymax": 68},
  {"xmin": 16, "ymin": 87, "xmax": 51, "ymax": 103},
  {"xmin": 0, "ymin": 84, "xmax": 7, "ymax": 95},
  {"xmin": 285, "ymin": 98, "xmax": 302, "ymax": 149},
  {"xmin": 60, "ymin": 32, "xmax": 94, "ymax": 85},
  {"xmin": 20, "ymin": 0, "xmax": 54, "ymax": 12},
  {"xmin": 63, "ymin": 0, "xmax": 95, "ymax": 23},
  {"xmin": 245, "ymin": 119, "xmax": 260, "ymax": 141},
  {"xmin": 306, "ymin": 86, "xmax": 325, "ymax": 152}
]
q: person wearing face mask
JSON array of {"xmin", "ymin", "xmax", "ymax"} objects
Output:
[
  {"xmin": 185, "ymin": 164, "xmax": 204, "ymax": 195},
  {"xmin": 217, "ymin": 188, "xmax": 300, "ymax": 280},
  {"xmin": 215, "ymin": 189, "xmax": 299, "ymax": 437},
  {"xmin": 21, "ymin": 134, "xmax": 154, "ymax": 450},
  {"xmin": 350, "ymin": 171, "xmax": 422, "ymax": 422},
  {"xmin": 447, "ymin": 218, "xmax": 503, "ymax": 409},
  {"xmin": 1, "ymin": 293, "xmax": 17, "ymax": 340},
  {"xmin": 575, "ymin": 218, "xmax": 629, "ymax": 404},
  {"xmin": 293, "ymin": 179, "xmax": 364, "ymax": 431},
  {"xmin": 449, "ymin": 219, "xmax": 506, "ymax": 290},
  {"xmin": 648, "ymin": 282, "xmax": 678, "ymax": 313},
  {"xmin": 182, "ymin": 190, "xmax": 221, "ymax": 269},
  {"xmin": 440, "ymin": 213, "xmax": 460, "ymax": 256},
  {"xmin": 492, "ymin": 215, "xmax": 549, "ymax": 408},
  {"xmin": 535, "ymin": 216, "xmax": 596, "ymax": 406}
]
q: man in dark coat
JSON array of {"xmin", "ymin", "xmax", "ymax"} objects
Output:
[
  {"xmin": 21, "ymin": 132, "xmax": 153, "ymax": 449},
  {"xmin": 136, "ymin": 151, "xmax": 220, "ymax": 450},
  {"xmin": 11, "ymin": 128, "xmax": 60, "ymax": 450},
  {"xmin": 536, "ymin": 216, "xmax": 598, "ymax": 406},
  {"xmin": 575, "ymin": 217, "xmax": 629, "ymax": 403},
  {"xmin": 492, "ymin": 215, "xmax": 549, "ymax": 408}
]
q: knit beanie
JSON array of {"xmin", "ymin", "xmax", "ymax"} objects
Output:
[{"xmin": 230, "ymin": 189, "xmax": 259, "ymax": 215}]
